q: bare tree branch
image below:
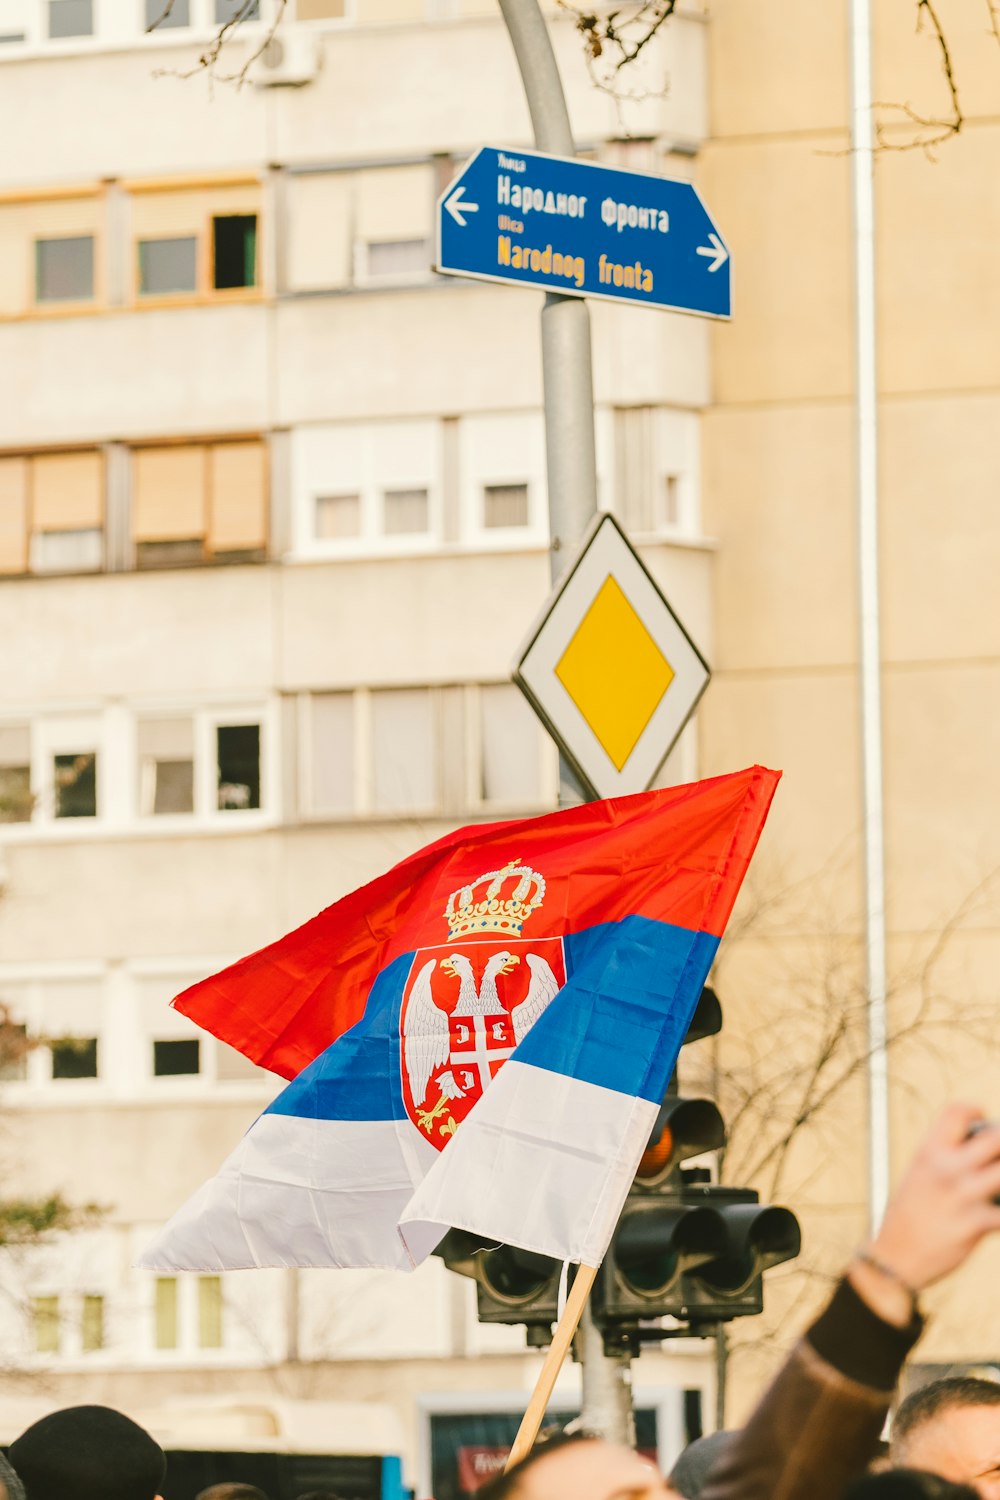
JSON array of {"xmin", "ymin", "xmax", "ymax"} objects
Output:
[{"xmin": 149, "ymin": 0, "xmax": 290, "ymax": 88}]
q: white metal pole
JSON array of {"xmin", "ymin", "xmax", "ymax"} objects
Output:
[{"xmin": 849, "ymin": 0, "xmax": 890, "ymax": 1234}]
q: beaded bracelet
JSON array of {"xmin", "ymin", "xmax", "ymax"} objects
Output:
[{"xmin": 854, "ymin": 1247, "xmax": 921, "ymax": 1315}]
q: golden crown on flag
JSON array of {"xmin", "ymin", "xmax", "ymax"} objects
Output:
[{"xmin": 444, "ymin": 859, "xmax": 546, "ymax": 939}]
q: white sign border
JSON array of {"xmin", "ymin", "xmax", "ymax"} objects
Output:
[{"xmin": 514, "ymin": 513, "xmax": 711, "ymax": 800}]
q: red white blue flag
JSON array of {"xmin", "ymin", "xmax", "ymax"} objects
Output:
[{"xmin": 141, "ymin": 765, "xmax": 779, "ymax": 1273}]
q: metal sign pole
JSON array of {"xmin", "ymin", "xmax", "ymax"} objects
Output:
[{"xmin": 496, "ymin": 0, "xmax": 632, "ymax": 1445}]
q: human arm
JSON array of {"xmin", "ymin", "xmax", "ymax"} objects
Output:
[{"xmin": 699, "ymin": 1106, "xmax": 1000, "ymax": 1500}]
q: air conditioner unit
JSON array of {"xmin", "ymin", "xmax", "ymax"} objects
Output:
[{"xmin": 252, "ymin": 30, "xmax": 321, "ymax": 88}]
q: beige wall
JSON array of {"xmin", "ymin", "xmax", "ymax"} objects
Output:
[{"xmin": 703, "ymin": 0, "xmax": 1000, "ymax": 1410}]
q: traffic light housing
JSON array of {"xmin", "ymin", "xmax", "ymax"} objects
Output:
[
  {"xmin": 434, "ymin": 1228, "xmax": 563, "ymax": 1348},
  {"xmin": 594, "ymin": 1183, "xmax": 801, "ymax": 1353}
]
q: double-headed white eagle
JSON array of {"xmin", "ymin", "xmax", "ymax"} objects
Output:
[{"xmin": 403, "ymin": 950, "xmax": 560, "ymax": 1109}]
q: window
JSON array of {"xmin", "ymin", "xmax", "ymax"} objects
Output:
[
  {"xmin": 479, "ymin": 684, "xmax": 544, "ymax": 806},
  {"xmin": 309, "ymin": 692, "xmax": 354, "ymax": 816},
  {"xmin": 145, "ymin": 0, "xmax": 190, "ymax": 25},
  {"xmin": 460, "ymin": 413, "xmax": 546, "ymax": 543},
  {"xmin": 29, "ymin": 450, "xmax": 104, "ymax": 575},
  {"xmin": 664, "ymin": 474, "xmax": 680, "ymax": 528},
  {"xmin": 371, "ymin": 689, "xmax": 436, "ymax": 813},
  {"xmin": 383, "ymin": 488, "xmax": 429, "ymax": 536},
  {"xmin": 215, "ymin": 0, "xmax": 259, "ymax": 19},
  {"xmin": 612, "ymin": 407, "xmax": 699, "ymax": 535},
  {"xmin": 0, "ymin": 451, "xmax": 103, "ymax": 579},
  {"xmin": 0, "ymin": 725, "xmax": 32, "ymax": 823},
  {"xmin": 216, "ymin": 724, "xmax": 260, "ymax": 811},
  {"xmin": 81, "ymin": 1294, "xmax": 104, "ymax": 1352},
  {"xmin": 154, "ymin": 1274, "xmax": 224, "ymax": 1353},
  {"xmin": 138, "ymin": 236, "xmax": 197, "ymax": 296},
  {"xmin": 212, "ymin": 215, "xmax": 257, "ymax": 290},
  {"xmin": 198, "ymin": 1276, "xmax": 223, "ymax": 1348},
  {"xmin": 301, "ymin": 685, "xmax": 551, "ymax": 821},
  {"xmin": 153, "ymin": 1038, "xmax": 200, "ymax": 1076},
  {"xmin": 483, "ymin": 483, "xmax": 529, "ymax": 530},
  {"xmin": 127, "ymin": 182, "xmax": 261, "ymax": 303},
  {"xmin": 365, "ymin": 239, "xmax": 430, "ymax": 279},
  {"xmin": 53, "ymin": 751, "xmax": 97, "ymax": 818},
  {"xmin": 50, "ymin": 1036, "xmax": 98, "ymax": 1079},
  {"xmin": 138, "ymin": 717, "xmax": 195, "ymax": 816},
  {"xmin": 132, "ymin": 440, "xmax": 267, "ymax": 568},
  {"xmin": 294, "ymin": 420, "xmax": 440, "ymax": 552},
  {"xmin": 48, "ymin": 0, "xmax": 91, "ymax": 37},
  {"xmin": 354, "ymin": 165, "xmax": 434, "ymax": 287},
  {"xmin": 35, "ymin": 235, "xmax": 94, "ymax": 301},
  {"xmin": 155, "ymin": 1277, "xmax": 177, "ymax": 1350},
  {"xmin": 32, "ymin": 1295, "xmax": 60, "ymax": 1354},
  {"xmin": 314, "ymin": 493, "xmax": 361, "ymax": 540},
  {"xmin": 0, "ymin": 1021, "xmax": 29, "ymax": 1082}
]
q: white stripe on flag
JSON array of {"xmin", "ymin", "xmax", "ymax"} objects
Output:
[
  {"xmin": 138, "ymin": 1115, "xmax": 438, "ymax": 1272},
  {"xmin": 398, "ymin": 1060, "xmax": 658, "ymax": 1268}
]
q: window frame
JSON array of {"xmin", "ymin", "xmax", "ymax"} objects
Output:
[
  {"xmin": 457, "ymin": 412, "xmax": 549, "ymax": 551},
  {"xmin": 291, "ymin": 419, "xmax": 444, "ymax": 560},
  {"xmin": 126, "ymin": 182, "xmax": 263, "ymax": 310},
  {"xmin": 298, "ymin": 683, "xmax": 557, "ymax": 824},
  {"xmin": 0, "ymin": 702, "xmax": 277, "ymax": 842},
  {"xmin": 129, "ymin": 434, "xmax": 269, "ymax": 567}
]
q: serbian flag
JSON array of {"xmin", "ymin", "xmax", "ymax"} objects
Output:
[{"xmin": 141, "ymin": 765, "xmax": 778, "ymax": 1274}]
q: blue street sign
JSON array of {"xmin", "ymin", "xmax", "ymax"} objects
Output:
[{"xmin": 436, "ymin": 146, "xmax": 731, "ymax": 320}]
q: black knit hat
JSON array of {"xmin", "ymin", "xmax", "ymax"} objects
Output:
[{"xmin": 9, "ymin": 1405, "xmax": 165, "ymax": 1500}]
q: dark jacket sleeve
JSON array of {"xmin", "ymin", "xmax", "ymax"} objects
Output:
[{"xmin": 698, "ymin": 1278, "xmax": 923, "ymax": 1500}]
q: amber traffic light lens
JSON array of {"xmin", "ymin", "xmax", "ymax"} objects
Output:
[{"xmin": 637, "ymin": 1124, "xmax": 673, "ymax": 1178}]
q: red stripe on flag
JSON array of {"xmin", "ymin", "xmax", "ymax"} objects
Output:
[{"xmin": 174, "ymin": 765, "xmax": 779, "ymax": 1080}]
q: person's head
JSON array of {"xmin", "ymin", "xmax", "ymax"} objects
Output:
[
  {"xmin": 9, "ymin": 1404, "xmax": 165, "ymax": 1500},
  {"xmin": 195, "ymin": 1488, "xmax": 271, "ymax": 1500},
  {"xmin": 293, "ymin": 1492, "xmax": 343, "ymax": 1500},
  {"xmin": 668, "ymin": 1433, "xmax": 736, "ymax": 1499},
  {"xmin": 476, "ymin": 1432, "xmax": 679, "ymax": 1500},
  {"xmin": 891, "ymin": 1378, "xmax": 1000, "ymax": 1500},
  {"xmin": 845, "ymin": 1468, "xmax": 980, "ymax": 1500}
]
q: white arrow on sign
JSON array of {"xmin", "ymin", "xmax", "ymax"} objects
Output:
[
  {"xmin": 696, "ymin": 232, "xmax": 729, "ymax": 273},
  {"xmin": 445, "ymin": 186, "xmax": 480, "ymax": 228}
]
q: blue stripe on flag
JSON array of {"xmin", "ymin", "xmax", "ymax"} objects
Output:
[
  {"xmin": 266, "ymin": 951, "xmax": 409, "ymax": 1123},
  {"xmin": 266, "ymin": 915, "xmax": 718, "ymax": 1124},
  {"xmin": 527, "ymin": 915, "xmax": 718, "ymax": 1103}
]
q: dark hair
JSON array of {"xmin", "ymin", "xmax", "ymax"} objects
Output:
[
  {"xmin": 195, "ymin": 1488, "xmax": 271, "ymax": 1500},
  {"xmin": 293, "ymin": 1493, "xmax": 344, "ymax": 1500},
  {"xmin": 668, "ymin": 1432, "xmax": 737, "ymax": 1500},
  {"xmin": 892, "ymin": 1376, "xmax": 1000, "ymax": 1458},
  {"xmin": 9, "ymin": 1405, "xmax": 165, "ymax": 1500},
  {"xmin": 844, "ymin": 1468, "xmax": 979, "ymax": 1500},
  {"xmin": 474, "ymin": 1430, "xmax": 596, "ymax": 1500}
]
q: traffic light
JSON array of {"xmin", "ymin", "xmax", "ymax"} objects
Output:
[
  {"xmin": 434, "ymin": 1228, "xmax": 563, "ymax": 1347},
  {"xmin": 592, "ymin": 987, "xmax": 801, "ymax": 1353},
  {"xmin": 594, "ymin": 1182, "xmax": 801, "ymax": 1353}
]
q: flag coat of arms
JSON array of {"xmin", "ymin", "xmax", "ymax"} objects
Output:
[{"xmin": 142, "ymin": 765, "xmax": 779, "ymax": 1274}]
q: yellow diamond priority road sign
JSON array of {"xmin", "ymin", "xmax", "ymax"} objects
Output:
[{"xmin": 514, "ymin": 513, "xmax": 710, "ymax": 800}]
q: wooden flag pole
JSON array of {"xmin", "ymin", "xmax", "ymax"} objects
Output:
[{"xmin": 505, "ymin": 1262, "xmax": 599, "ymax": 1470}]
